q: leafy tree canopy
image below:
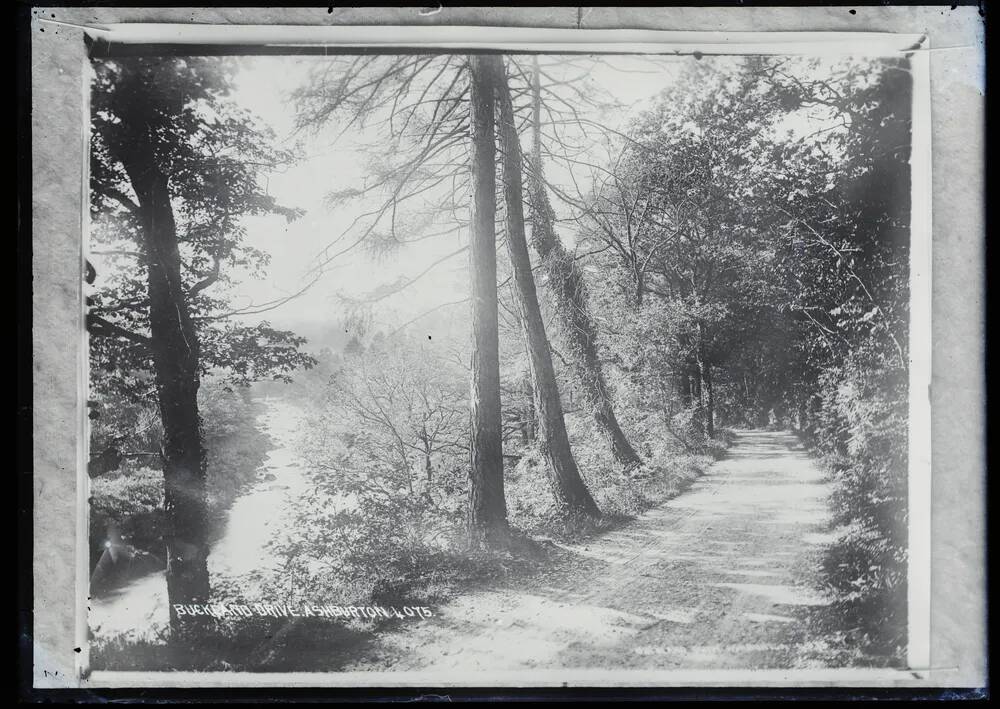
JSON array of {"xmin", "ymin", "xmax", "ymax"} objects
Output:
[{"xmin": 88, "ymin": 56, "xmax": 316, "ymax": 404}]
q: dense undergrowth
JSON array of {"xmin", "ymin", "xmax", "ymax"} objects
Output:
[
  {"xmin": 89, "ymin": 380, "xmax": 272, "ymax": 593},
  {"xmin": 798, "ymin": 354, "xmax": 908, "ymax": 665},
  {"xmin": 91, "ymin": 372, "xmax": 728, "ymax": 671}
]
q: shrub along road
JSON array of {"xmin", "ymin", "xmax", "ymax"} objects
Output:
[{"xmin": 344, "ymin": 430, "xmax": 850, "ymax": 671}]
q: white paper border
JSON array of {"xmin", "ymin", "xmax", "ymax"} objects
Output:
[
  {"xmin": 74, "ymin": 24, "xmax": 934, "ymax": 688},
  {"xmin": 84, "ymin": 24, "xmax": 927, "ymax": 55},
  {"xmin": 906, "ymin": 36, "xmax": 933, "ymax": 677}
]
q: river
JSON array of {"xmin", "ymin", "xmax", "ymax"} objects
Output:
[{"xmin": 88, "ymin": 397, "xmax": 312, "ymax": 642}]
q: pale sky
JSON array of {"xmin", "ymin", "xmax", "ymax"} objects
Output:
[
  {"xmin": 225, "ymin": 54, "xmax": 691, "ymax": 348},
  {"xmin": 212, "ymin": 53, "xmax": 853, "ymax": 352},
  {"xmin": 87, "ymin": 52, "xmax": 856, "ymax": 354}
]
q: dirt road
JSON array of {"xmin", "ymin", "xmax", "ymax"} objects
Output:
[{"xmin": 346, "ymin": 430, "xmax": 843, "ymax": 671}]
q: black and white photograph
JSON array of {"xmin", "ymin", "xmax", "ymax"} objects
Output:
[
  {"xmin": 22, "ymin": 8, "xmax": 987, "ymax": 694},
  {"xmin": 82, "ymin": 33, "xmax": 929, "ymax": 678}
]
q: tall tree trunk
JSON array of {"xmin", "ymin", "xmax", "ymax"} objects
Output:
[
  {"xmin": 703, "ymin": 361, "xmax": 716, "ymax": 438},
  {"xmin": 493, "ymin": 57, "xmax": 600, "ymax": 518},
  {"xmin": 695, "ymin": 322, "xmax": 714, "ymax": 438},
  {"xmin": 797, "ymin": 397, "xmax": 808, "ymax": 433},
  {"xmin": 677, "ymin": 369, "xmax": 692, "ymax": 408},
  {"xmin": 421, "ymin": 433, "xmax": 434, "ymax": 505},
  {"xmin": 122, "ymin": 151, "xmax": 210, "ymax": 631},
  {"xmin": 632, "ymin": 263, "xmax": 646, "ymax": 309},
  {"xmin": 421, "ymin": 425, "xmax": 433, "ymax": 483},
  {"xmin": 466, "ymin": 55, "xmax": 510, "ymax": 549},
  {"xmin": 520, "ymin": 369, "xmax": 536, "ymax": 444},
  {"xmin": 690, "ymin": 364, "xmax": 705, "ymax": 437},
  {"xmin": 525, "ymin": 56, "xmax": 643, "ymax": 470}
]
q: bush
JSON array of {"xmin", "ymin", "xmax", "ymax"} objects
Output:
[
  {"xmin": 257, "ymin": 336, "xmax": 726, "ymax": 633},
  {"xmin": 503, "ymin": 410, "xmax": 714, "ymax": 540},
  {"xmin": 273, "ymin": 491, "xmax": 460, "ymax": 603},
  {"xmin": 89, "ymin": 379, "xmax": 272, "ymax": 585},
  {"xmin": 89, "ymin": 465, "xmax": 164, "ymax": 584},
  {"xmin": 809, "ymin": 354, "xmax": 908, "ymax": 662}
]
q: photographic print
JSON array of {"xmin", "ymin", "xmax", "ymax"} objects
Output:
[{"xmin": 78, "ymin": 27, "xmax": 931, "ymax": 683}]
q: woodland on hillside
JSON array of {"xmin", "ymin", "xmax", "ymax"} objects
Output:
[{"xmin": 86, "ymin": 50, "xmax": 912, "ymax": 669}]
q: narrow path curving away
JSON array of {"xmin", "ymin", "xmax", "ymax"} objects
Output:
[{"xmin": 347, "ymin": 430, "xmax": 844, "ymax": 671}]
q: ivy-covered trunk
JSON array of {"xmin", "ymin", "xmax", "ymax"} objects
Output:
[
  {"xmin": 527, "ymin": 58, "xmax": 643, "ymax": 470},
  {"xmin": 703, "ymin": 361, "xmax": 716, "ymax": 438},
  {"xmin": 694, "ymin": 322, "xmax": 715, "ymax": 438},
  {"xmin": 122, "ymin": 149, "xmax": 211, "ymax": 630},
  {"xmin": 466, "ymin": 55, "xmax": 511, "ymax": 550},
  {"xmin": 494, "ymin": 57, "xmax": 600, "ymax": 518},
  {"xmin": 519, "ymin": 370, "xmax": 536, "ymax": 444}
]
